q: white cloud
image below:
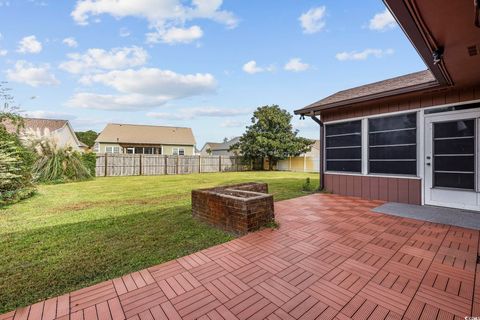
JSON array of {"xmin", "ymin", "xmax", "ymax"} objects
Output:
[
  {"xmin": 220, "ymin": 119, "xmax": 244, "ymax": 128},
  {"xmin": 66, "ymin": 93, "xmax": 170, "ymax": 111},
  {"xmin": 63, "ymin": 37, "xmax": 78, "ymax": 48},
  {"xmin": 80, "ymin": 68, "xmax": 216, "ymax": 97},
  {"xmin": 147, "ymin": 107, "xmax": 249, "ymax": 120},
  {"xmin": 0, "ymin": 49, "xmax": 7, "ymax": 56},
  {"xmin": 6, "ymin": 60, "xmax": 59, "ymax": 87},
  {"xmin": 284, "ymin": 58, "xmax": 309, "ymax": 72},
  {"xmin": 369, "ymin": 9, "xmax": 396, "ymax": 31},
  {"xmin": 59, "ymin": 46, "xmax": 148, "ymax": 74},
  {"xmin": 242, "ymin": 60, "xmax": 275, "ymax": 74},
  {"xmin": 17, "ymin": 35, "xmax": 42, "ymax": 54},
  {"xmin": 299, "ymin": 6, "xmax": 326, "ymax": 34},
  {"xmin": 71, "ymin": 0, "xmax": 238, "ymax": 44},
  {"xmin": 119, "ymin": 27, "xmax": 131, "ymax": 37},
  {"xmin": 68, "ymin": 68, "xmax": 216, "ymax": 111},
  {"xmin": 147, "ymin": 25, "xmax": 203, "ymax": 44},
  {"xmin": 335, "ymin": 48, "xmax": 394, "ymax": 61}
]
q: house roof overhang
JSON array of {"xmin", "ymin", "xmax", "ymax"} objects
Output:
[{"xmin": 295, "ymin": 0, "xmax": 480, "ymax": 116}]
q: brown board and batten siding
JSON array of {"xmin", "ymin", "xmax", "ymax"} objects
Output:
[
  {"xmin": 321, "ymin": 85, "xmax": 480, "ymax": 204},
  {"xmin": 325, "ymin": 174, "xmax": 421, "ymax": 205}
]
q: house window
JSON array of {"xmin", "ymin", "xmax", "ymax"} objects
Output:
[
  {"xmin": 172, "ymin": 147, "xmax": 185, "ymax": 156},
  {"xmin": 135, "ymin": 147, "xmax": 143, "ymax": 154},
  {"xmin": 125, "ymin": 148, "xmax": 134, "ymax": 154},
  {"xmin": 325, "ymin": 120, "xmax": 362, "ymax": 173},
  {"xmin": 368, "ymin": 112, "xmax": 417, "ymax": 175},
  {"xmin": 105, "ymin": 146, "xmax": 120, "ymax": 154},
  {"xmin": 144, "ymin": 147, "xmax": 154, "ymax": 154},
  {"xmin": 93, "ymin": 143, "xmax": 99, "ymax": 153}
]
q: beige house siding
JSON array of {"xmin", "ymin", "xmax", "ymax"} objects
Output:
[{"xmin": 161, "ymin": 145, "xmax": 195, "ymax": 156}]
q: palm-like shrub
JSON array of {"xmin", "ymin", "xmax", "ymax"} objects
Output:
[{"xmin": 24, "ymin": 128, "xmax": 92, "ymax": 183}]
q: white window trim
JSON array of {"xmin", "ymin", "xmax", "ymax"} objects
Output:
[{"xmin": 324, "ymin": 111, "xmax": 421, "ymax": 179}]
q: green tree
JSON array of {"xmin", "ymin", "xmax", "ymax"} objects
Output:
[
  {"xmin": 231, "ymin": 105, "xmax": 314, "ymax": 170},
  {"xmin": 0, "ymin": 86, "xmax": 36, "ymax": 205},
  {"xmin": 75, "ymin": 130, "xmax": 98, "ymax": 148}
]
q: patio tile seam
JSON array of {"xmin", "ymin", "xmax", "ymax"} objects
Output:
[
  {"xmin": 333, "ymin": 218, "xmax": 428, "ymax": 317},
  {"xmin": 402, "ymin": 224, "xmax": 461, "ymax": 318}
]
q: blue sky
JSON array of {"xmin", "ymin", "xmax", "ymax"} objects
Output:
[{"xmin": 0, "ymin": 0, "xmax": 426, "ymax": 147}]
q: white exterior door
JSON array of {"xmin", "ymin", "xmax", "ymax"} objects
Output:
[{"xmin": 424, "ymin": 110, "xmax": 480, "ymax": 210}]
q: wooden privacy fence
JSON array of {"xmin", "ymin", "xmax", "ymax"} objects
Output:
[{"xmin": 95, "ymin": 154, "xmax": 251, "ymax": 177}]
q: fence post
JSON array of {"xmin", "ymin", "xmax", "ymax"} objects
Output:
[
  {"xmin": 164, "ymin": 155, "xmax": 168, "ymax": 175},
  {"xmin": 198, "ymin": 155, "xmax": 201, "ymax": 173},
  {"xmin": 104, "ymin": 153, "xmax": 108, "ymax": 177},
  {"xmin": 219, "ymin": 155, "xmax": 222, "ymax": 172},
  {"xmin": 176, "ymin": 156, "xmax": 179, "ymax": 174},
  {"xmin": 139, "ymin": 154, "xmax": 142, "ymax": 176}
]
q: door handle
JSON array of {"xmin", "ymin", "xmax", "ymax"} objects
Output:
[{"xmin": 426, "ymin": 163, "xmax": 431, "ymax": 166}]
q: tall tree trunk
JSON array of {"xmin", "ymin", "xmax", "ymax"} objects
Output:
[{"xmin": 268, "ymin": 156, "xmax": 274, "ymax": 171}]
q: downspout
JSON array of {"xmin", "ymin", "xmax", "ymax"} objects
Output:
[{"xmin": 306, "ymin": 114, "xmax": 325, "ymax": 191}]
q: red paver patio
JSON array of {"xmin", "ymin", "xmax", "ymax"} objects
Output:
[{"xmin": 2, "ymin": 194, "xmax": 480, "ymax": 320}]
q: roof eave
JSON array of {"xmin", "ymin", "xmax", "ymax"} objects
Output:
[
  {"xmin": 382, "ymin": 0, "xmax": 453, "ymax": 86},
  {"xmin": 294, "ymin": 80, "xmax": 440, "ymax": 115}
]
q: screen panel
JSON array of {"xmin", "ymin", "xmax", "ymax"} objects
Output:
[
  {"xmin": 433, "ymin": 119, "xmax": 475, "ymax": 190},
  {"xmin": 325, "ymin": 120, "xmax": 362, "ymax": 173},
  {"xmin": 368, "ymin": 113, "xmax": 417, "ymax": 175}
]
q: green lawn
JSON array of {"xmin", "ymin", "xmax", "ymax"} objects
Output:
[{"xmin": 0, "ymin": 171, "xmax": 318, "ymax": 313}]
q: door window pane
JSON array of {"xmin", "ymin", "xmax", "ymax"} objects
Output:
[
  {"xmin": 368, "ymin": 113, "xmax": 417, "ymax": 175},
  {"xmin": 434, "ymin": 138, "xmax": 474, "ymax": 154},
  {"xmin": 434, "ymin": 156, "xmax": 475, "ymax": 172},
  {"xmin": 325, "ymin": 120, "xmax": 362, "ymax": 173},
  {"xmin": 434, "ymin": 120, "xmax": 475, "ymax": 138},
  {"xmin": 434, "ymin": 172, "xmax": 475, "ymax": 189}
]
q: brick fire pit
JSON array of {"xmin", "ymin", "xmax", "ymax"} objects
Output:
[{"xmin": 192, "ymin": 183, "xmax": 274, "ymax": 235}]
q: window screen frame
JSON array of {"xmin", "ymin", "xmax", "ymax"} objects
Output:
[
  {"xmin": 324, "ymin": 119, "xmax": 363, "ymax": 174},
  {"xmin": 432, "ymin": 118, "xmax": 477, "ymax": 191},
  {"xmin": 367, "ymin": 112, "xmax": 419, "ymax": 177}
]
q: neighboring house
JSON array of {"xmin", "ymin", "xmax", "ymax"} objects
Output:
[
  {"xmin": 94, "ymin": 123, "xmax": 196, "ymax": 156},
  {"xmin": 276, "ymin": 140, "xmax": 320, "ymax": 173},
  {"xmin": 295, "ymin": 1, "xmax": 480, "ymax": 211},
  {"xmin": 5, "ymin": 118, "xmax": 85, "ymax": 152},
  {"xmin": 200, "ymin": 137, "xmax": 240, "ymax": 156}
]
